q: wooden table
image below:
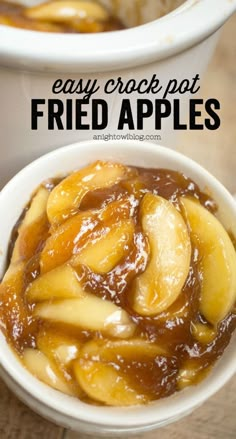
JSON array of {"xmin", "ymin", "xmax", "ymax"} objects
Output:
[{"xmin": 1, "ymin": 15, "xmax": 236, "ymax": 439}]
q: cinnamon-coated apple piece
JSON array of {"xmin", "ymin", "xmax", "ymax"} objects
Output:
[
  {"xmin": 47, "ymin": 161, "xmax": 134, "ymax": 225},
  {"xmin": 180, "ymin": 197, "xmax": 236, "ymax": 325},
  {"xmin": 34, "ymin": 295, "xmax": 136, "ymax": 338},
  {"xmin": 132, "ymin": 194, "xmax": 191, "ymax": 316}
]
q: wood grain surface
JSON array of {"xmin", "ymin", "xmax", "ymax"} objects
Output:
[{"xmin": 0, "ymin": 14, "xmax": 236, "ymax": 439}]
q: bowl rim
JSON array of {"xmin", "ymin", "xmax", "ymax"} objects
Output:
[
  {"xmin": 0, "ymin": 0, "xmax": 235, "ymax": 73},
  {"xmin": 0, "ymin": 139, "xmax": 236, "ymax": 429}
]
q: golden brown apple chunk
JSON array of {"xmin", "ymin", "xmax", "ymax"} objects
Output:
[
  {"xmin": 132, "ymin": 194, "xmax": 191, "ymax": 316},
  {"xmin": 181, "ymin": 197, "xmax": 236, "ymax": 325}
]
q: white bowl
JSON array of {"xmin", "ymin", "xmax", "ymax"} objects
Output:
[
  {"xmin": 0, "ymin": 0, "xmax": 235, "ymax": 72},
  {"xmin": 0, "ymin": 140, "xmax": 236, "ymax": 435},
  {"xmin": 0, "ymin": 0, "xmax": 235, "ymax": 187}
]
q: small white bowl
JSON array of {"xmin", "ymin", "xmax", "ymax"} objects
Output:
[{"xmin": 0, "ymin": 140, "xmax": 236, "ymax": 435}]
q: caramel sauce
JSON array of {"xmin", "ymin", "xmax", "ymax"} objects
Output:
[
  {"xmin": 0, "ymin": 1, "xmax": 124, "ymax": 33},
  {"xmin": 0, "ymin": 166, "xmax": 235, "ymax": 404}
]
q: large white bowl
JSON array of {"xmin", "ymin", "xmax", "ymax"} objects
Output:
[
  {"xmin": 0, "ymin": 0, "xmax": 235, "ymax": 187},
  {"xmin": 0, "ymin": 140, "xmax": 236, "ymax": 435}
]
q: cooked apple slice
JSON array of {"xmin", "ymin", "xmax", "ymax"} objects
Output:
[
  {"xmin": 72, "ymin": 220, "xmax": 134, "ymax": 274},
  {"xmin": 11, "ymin": 186, "xmax": 49, "ymax": 263},
  {"xmin": 22, "ymin": 348, "xmax": 75, "ymax": 395},
  {"xmin": 26, "ymin": 264, "xmax": 84, "ymax": 303},
  {"xmin": 98, "ymin": 197, "xmax": 134, "ymax": 223},
  {"xmin": 20, "ymin": 187, "xmax": 49, "ymax": 228},
  {"xmin": 181, "ymin": 197, "xmax": 236, "ymax": 325},
  {"xmin": 191, "ymin": 322, "xmax": 216, "ymax": 344},
  {"xmin": 34, "ymin": 295, "xmax": 136, "ymax": 338},
  {"xmin": 0, "ymin": 261, "xmax": 29, "ymax": 349},
  {"xmin": 79, "ymin": 338, "xmax": 167, "ymax": 363},
  {"xmin": 177, "ymin": 360, "xmax": 211, "ymax": 390},
  {"xmin": 53, "ymin": 344, "xmax": 79, "ymax": 365},
  {"xmin": 132, "ymin": 194, "xmax": 191, "ymax": 316},
  {"xmin": 1, "ymin": 258, "xmax": 24, "ymax": 283},
  {"xmin": 40, "ymin": 210, "xmax": 98, "ymax": 273},
  {"xmin": 47, "ymin": 161, "xmax": 132, "ymax": 226},
  {"xmin": 41, "ymin": 197, "xmax": 134, "ymax": 274},
  {"xmin": 25, "ymin": 1, "xmax": 109, "ymax": 23},
  {"xmin": 121, "ymin": 177, "xmax": 146, "ymax": 200},
  {"xmin": 74, "ymin": 360, "xmax": 147, "ymax": 406},
  {"xmin": 37, "ymin": 330, "xmax": 80, "ymax": 366},
  {"xmin": 74, "ymin": 338, "xmax": 168, "ymax": 406}
]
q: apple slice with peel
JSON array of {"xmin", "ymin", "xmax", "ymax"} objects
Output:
[
  {"xmin": 72, "ymin": 220, "xmax": 134, "ymax": 274},
  {"xmin": 34, "ymin": 295, "xmax": 136, "ymax": 338},
  {"xmin": 26, "ymin": 264, "xmax": 84, "ymax": 303},
  {"xmin": 47, "ymin": 161, "xmax": 133, "ymax": 226},
  {"xmin": 132, "ymin": 194, "xmax": 191, "ymax": 316},
  {"xmin": 74, "ymin": 360, "xmax": 148, "ymax": 406},
  {"xmin": 181, "ymin": 197, "xmax": 236, "ymax": 325},
  {"xmin": 22, "ymin": 349, "xmax": 75, "ymax": 396}
]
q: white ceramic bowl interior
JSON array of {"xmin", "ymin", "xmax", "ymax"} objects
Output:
[{"xmin": 0, "ymin": 140, "xmax": 236, "ymax": 435}]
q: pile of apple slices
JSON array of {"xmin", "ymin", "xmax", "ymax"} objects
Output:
[{"xmin": 2, "ymin": 160, "xmax": 236, "ymax": 405}]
